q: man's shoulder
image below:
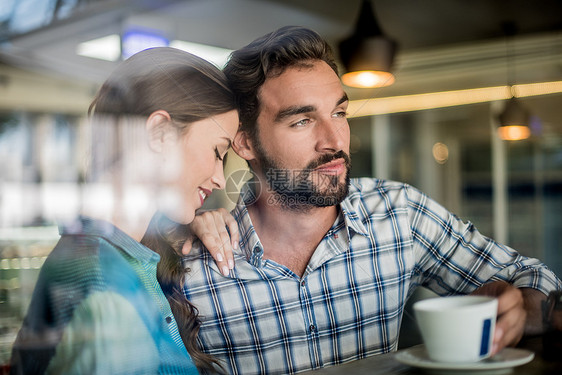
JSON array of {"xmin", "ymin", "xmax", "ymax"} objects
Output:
[
  {"xmin": 182, "ymin": 241, "xmax": 215, "ymax": 272},
  {"xmin": 344, "ymin": 178, "xmax": 415, "ymax": 214},
  {"xmin": 347, "ymin": 177, "xmax": 410, "ymax": 197},
  {"xmin": 181, "ymin": 238, "xmax": 208, "ymax": 263}
]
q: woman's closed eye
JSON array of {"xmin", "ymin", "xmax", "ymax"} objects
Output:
[{"xmin": 214, "ymin": 147, "xmax": 224, "ymax": 161}]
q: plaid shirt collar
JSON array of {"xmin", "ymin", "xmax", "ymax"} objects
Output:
[{"xmin": 232, "ymin": 180, "xmax": 370, "ymax": 269}]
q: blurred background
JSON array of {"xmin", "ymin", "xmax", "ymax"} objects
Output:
[{"xmin": 1, "ymin": 0, "xmax": 561, "ymax": 365}]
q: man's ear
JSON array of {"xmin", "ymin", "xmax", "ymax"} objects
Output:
[
  {"xmin": 146, "ymin": 110, "xmax": 172, "ymax": 153},
  {"xmin": 232, "ymin": 130, "xmax": 256, "ymax": 161}
]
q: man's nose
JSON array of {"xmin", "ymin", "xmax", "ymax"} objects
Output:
[{"xmin": 315, "ymin": 118, "xmax": 348, "ymax": 152}]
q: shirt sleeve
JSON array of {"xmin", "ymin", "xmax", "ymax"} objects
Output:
[
  {"xmin": 405, "ymin": 184, "xmax": 562, "ymax": 296},
  {"xmin": 45, "ymin": 291, "xmax": 159, "ymax": 375}
]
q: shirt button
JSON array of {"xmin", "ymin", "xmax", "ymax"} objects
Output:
[
  {"xmin": 165, "ymin": 316, "xmax": 172, "ymax": 324},
  {"xmin": 309, "ymin": 324, "xmax": 316, "ymax": 332},
  {"xmin": 300, "ymin": 280, "xmax": 306, "ymax": 287}
]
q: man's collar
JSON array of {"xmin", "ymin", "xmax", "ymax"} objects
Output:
[
  {"xmin": 232, "ymin": 196, "xmax": 265, "ymax": 267},
  {"xmin": 232, "ymin": 180, "xmax": 370, "ymax": 264},
  {"xmin": 340, "ymin": 199, "xmax": 370, "ymax": 237}
]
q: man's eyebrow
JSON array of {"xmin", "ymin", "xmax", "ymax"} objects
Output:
[
  {"xmin": 337, "ymin": 93, "xmax": 349, "ymax": 106},
  {"xmin": 274, "ymin": 105, "xmax": 315, "ymax": 123},
  {"xmin": 273, "ymin": 93, "xmax": 348, "ymax": 123}
]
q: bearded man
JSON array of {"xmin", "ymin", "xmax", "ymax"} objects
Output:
[{"xmin": 181, "ymin": 26, "xmax": 561, "ymax": 375}]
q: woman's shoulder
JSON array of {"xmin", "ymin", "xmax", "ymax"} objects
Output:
[{"xmin": 41, "ymin": 230, "xmax": 138, "ymax": 297}]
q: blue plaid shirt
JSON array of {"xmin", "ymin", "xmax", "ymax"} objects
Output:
[{"xmin": 183, "ymin": 178, "xmax": 561, "ymax": 374}]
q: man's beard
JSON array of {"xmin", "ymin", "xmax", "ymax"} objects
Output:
[{"xmin": 252, "ymin": 137, "xmax": 351, "ymax": 212}]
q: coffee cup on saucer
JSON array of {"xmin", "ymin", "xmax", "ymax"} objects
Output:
[{"xmin": 413, "ymin": 295, "xmax": 498, "ymax": 363}]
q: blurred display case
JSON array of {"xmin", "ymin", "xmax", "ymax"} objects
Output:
[{"xmin": 0, "ymin": 226, "xmax": 58, "ymax": 365}]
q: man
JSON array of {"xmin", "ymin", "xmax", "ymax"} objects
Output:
[{"xmin": 183, "ymin": 26, "xmax": 561, "ymax": 374}]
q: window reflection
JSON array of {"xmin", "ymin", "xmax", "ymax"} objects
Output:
[{"xmin": 1, "ymin": 0, "xmax": 87, "ymax": 38}]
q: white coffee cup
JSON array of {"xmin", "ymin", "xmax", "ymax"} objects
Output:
[{"xmin": 413, "ymin": 295, "xmax": 498, "ymax": 363}]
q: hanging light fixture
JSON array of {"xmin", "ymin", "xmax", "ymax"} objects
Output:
[
  {"xmin": 497, "ymin": 22, "xmax": 531, "ymax": 141},
  {"xmin": 339, "ymin": 0, "xmax": 397, "ymax": 88},
  {"xmin": 498, "ymin": 95, "xmax": 531, "ymax": 141}
]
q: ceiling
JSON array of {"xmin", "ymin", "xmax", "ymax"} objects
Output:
[{"xmin": 1, "ymin": 0, "xmax": 561, "ymax": 101}]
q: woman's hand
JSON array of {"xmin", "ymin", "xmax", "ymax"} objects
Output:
[{"xmin": 182, "ymin": 208, "xmax": 239, "ymax": 276}]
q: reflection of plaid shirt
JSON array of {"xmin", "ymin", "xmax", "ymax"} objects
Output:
[{"xmin": 184, "ymin": 178, "xmax": 561, "ymax": 375}]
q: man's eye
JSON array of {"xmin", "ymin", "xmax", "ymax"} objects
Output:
[
  {"xmin": 332, "ymin": 111, "xmax": 348, "ymax": 118},
  {"xmin": 291, "ymin": 119, "xmax": 311, "ymax": 128}
]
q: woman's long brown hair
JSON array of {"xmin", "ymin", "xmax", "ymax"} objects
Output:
[{"xmin": 141, "ymin": 213, "xmax": 224, "ymax": 374}]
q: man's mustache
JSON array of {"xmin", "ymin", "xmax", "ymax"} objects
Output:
[{"xmin": 306, "ymin": 150, "xmax": 351, "ymax": 171}]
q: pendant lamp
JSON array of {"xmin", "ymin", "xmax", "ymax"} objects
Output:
[
  {"xmin": 498, "ymin": 94, "xmax": 531, "ymax": 141},
  {"xmin": 339, "ymin": 0, "xmax": 397, "ymax": 88},
  {"xmin": 497, "ymin": 22, "xmax": 531, "ymax": 141}
]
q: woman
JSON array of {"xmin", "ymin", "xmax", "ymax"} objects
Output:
[{"xmin": 10, "ymin": 47, "xmax": 239, "ymax": 374}]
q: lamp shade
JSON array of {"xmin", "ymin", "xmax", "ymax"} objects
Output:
[
  {"xmin": 498, "ymin": 97, "xmax": 531, "ymax": 141},
  {"xmin": 339, "ymin": 0, "xmax": 397, "ymax": 88}
]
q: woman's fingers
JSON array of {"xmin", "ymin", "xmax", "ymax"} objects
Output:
[
  {"xmin": 184, "ymin": 209, "xmax": 238, "ymax": 276},
  {"xmin": 220, "ymin": 208, "xmax": 239, "ymax": 269}
]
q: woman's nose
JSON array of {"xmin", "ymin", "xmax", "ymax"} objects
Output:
[{"xmin": 210, "ymin": 163, "xmax": 226, "ymax": 190}]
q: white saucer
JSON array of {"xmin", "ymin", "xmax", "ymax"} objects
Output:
[{"xmin": 395, "ymin": 345, "xmax": 534, "ymax": 373}]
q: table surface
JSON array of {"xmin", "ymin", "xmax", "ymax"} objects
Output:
[{"xmin": 301, "ymin": 336, "xmax": 562, "ymax": 374}]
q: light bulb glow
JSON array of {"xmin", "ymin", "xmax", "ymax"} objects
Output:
[
  {"xmin": 497, "ymin": 125, "xmax": 531, "ymax": 141},
  {"xmin": 342, "ymin": 70, "xmax": 395, "ymax": 88}
]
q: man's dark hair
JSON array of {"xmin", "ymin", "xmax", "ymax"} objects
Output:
[{"xmin": 224, "ymin": 26, "xmax": 338, "ymax": 139}]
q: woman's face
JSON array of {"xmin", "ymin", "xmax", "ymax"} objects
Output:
[{"xmin": 159, "ymin": 110, "xmax": 239, "ymax": 224}]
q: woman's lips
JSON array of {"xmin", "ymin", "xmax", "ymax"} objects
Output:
[{"xmin": 198, "ymin": 188, "xmax": 212, "ymax": 206}]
